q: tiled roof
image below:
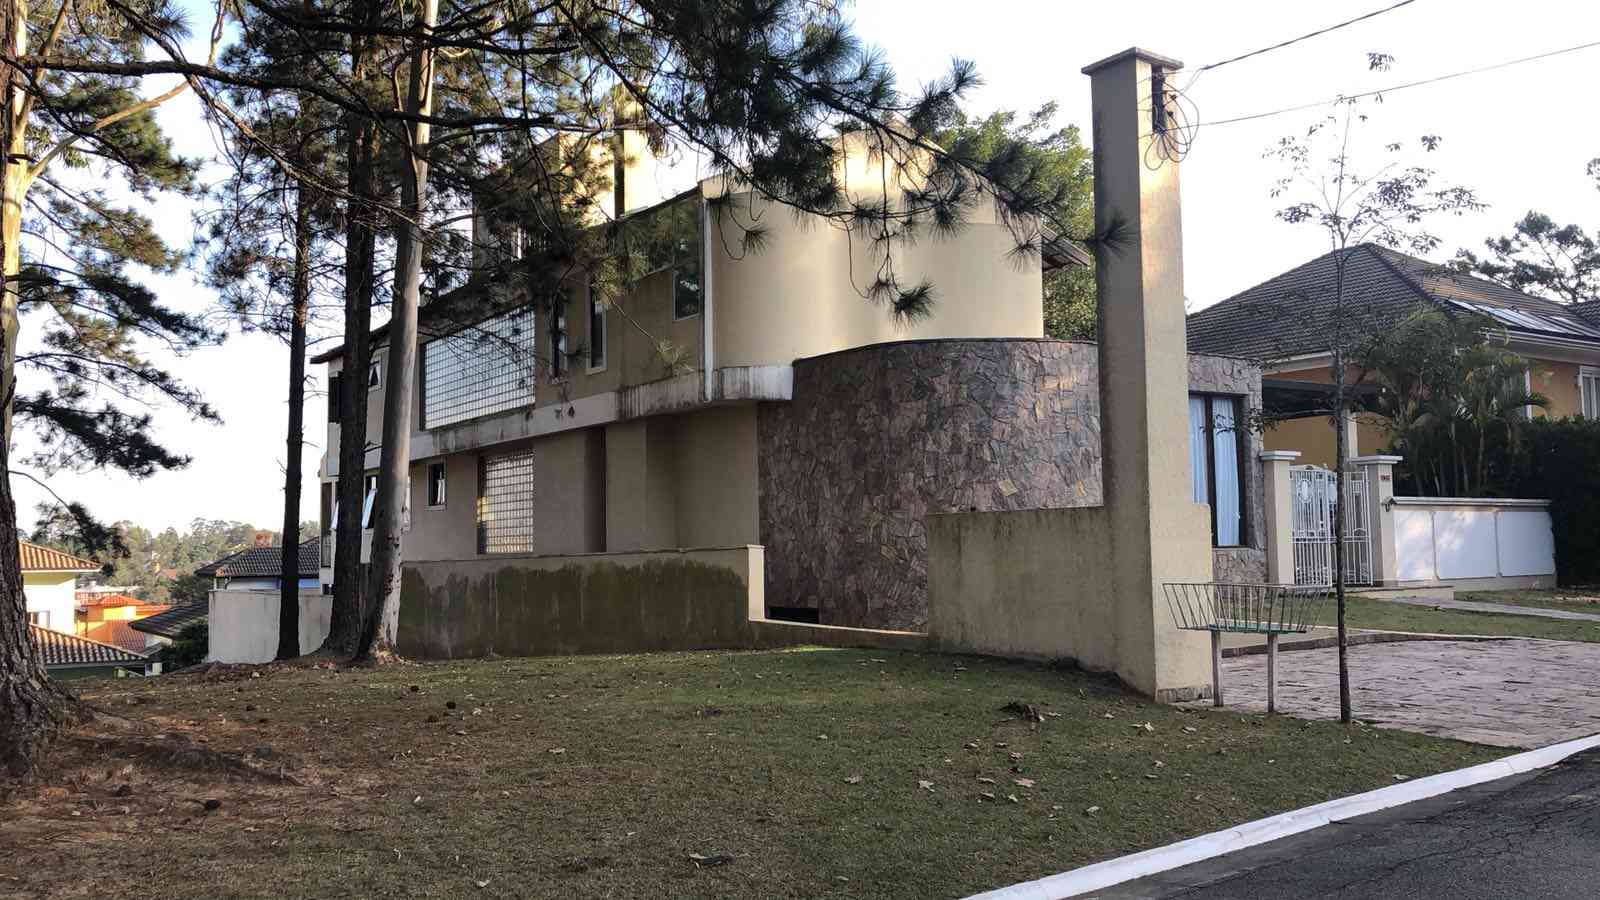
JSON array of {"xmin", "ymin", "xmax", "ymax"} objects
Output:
[
  {"xmin": 30, "ymin": 625, "xmax": 147, "ymax": 668},
  {"xmin": 129, "ymin": 601, "xmax": 207, "ymax": 639},
  {"xmin": 18, "ymin": 540, "xmax": 100, "ymax": 573},
  {"xmin": 1187, "ymin": 244, "xmax": 1600, "ymax": 361},
  {"xmin": 86, "ymin": 620, "xmax": 163, "ymax": 655},
  {"xmin": 195, "ymin": 538, "xmax": 320, "ymax": 579},
  {"xmin": 75, "ymin": 592, "xmax": 145, "ymax": 608},
  {"xmin": 1574, "ymin": 300, "xmax": 1600, "ymax": 328}
]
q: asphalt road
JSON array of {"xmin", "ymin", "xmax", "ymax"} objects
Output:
[{"xmin": 1093, "ymin": 749, "xmax": 1600, "ymax": 899}]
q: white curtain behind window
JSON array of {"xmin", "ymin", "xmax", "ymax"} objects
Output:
[
  {"xmin": 1211, "ymin": 400, "xmax": 1241, "ymax": 546},
  {"xmin": 1188, "ymin": 395, "xmax": 1209, "ymax": 506}
]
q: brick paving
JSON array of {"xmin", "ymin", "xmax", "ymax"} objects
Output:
[{"xmin": 1210, "ymin": 639, "xmax": 1600, "ymax": 748}]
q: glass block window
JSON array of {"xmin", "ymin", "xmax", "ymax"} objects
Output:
[
  {"xmin": 477, "ymin": 449, "xmax": 536, "ymax": 554},
  {"xmin": 422, "ymin": 305, "xmax": 536, "ymax": 429}
]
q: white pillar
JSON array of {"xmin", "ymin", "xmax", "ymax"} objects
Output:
[
  {"xmin": 1083, "ymin": 48, "xmax": 1213, "ymax": 702},
  {"xmin": 1351, "ymin": 455, "xmax": 1402, "ymax": 586},
  {"xmin": 1259, "ymin": 450, "xmax": 1301, "ymax": 585}
]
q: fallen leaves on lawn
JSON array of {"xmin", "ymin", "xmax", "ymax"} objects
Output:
[
  {"xmin": 548, "ymin": 747, "xmax": 566, "ymax": 755},
  {"xmin": 844, "ymin": 774, "xmax": 862, "ymax": 785},
  {"xmin": 1084, "ymin": 805, "xmax": 1101, "ymax": 815},
  {"xmin": 689, "ymin": 852, "xmax": 734, "ymax": 868},
  {"xmin": 1001, "ymin": 702, "xmax": 1044, "ymax": 723},
  {"xmin": 1013, "ymin": 778, "xmax": 1035, "ymax": 788},
  {"xmin": 976, "ymin": 776, "xmax": 996, "ymax": 785},
  {"xmin": 917, "ymin": 780, "xmax": 935, "ymax": 792}
]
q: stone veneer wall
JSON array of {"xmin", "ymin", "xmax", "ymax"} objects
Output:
[
  {"xmin": 758, "ymin": 339, "xmax": 1266, "ymax": 631},
  {"xmin": 1188, "ymin": 354, "xmax": 1268, "ymax": 585}
]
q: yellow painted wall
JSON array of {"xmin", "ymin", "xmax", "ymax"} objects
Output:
[{"xmin": 1527, "ymin": 359, "xmax": 1584, "ymax": 418}]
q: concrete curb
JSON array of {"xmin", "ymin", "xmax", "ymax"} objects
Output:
[{"xmin": 963, "ymin": 732, "xmax": 1600, "ymax": 900}]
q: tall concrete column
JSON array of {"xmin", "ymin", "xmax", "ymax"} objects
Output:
[
  {"xmin": 1351, "ymin": 454, "xmax": 1402, "ymax": 586},
  {"xmin": 1083, "ymin": 48, "xmax": 1213, "ymax": 701},
  {"xmin": 1259, "ymin": 450, "xmax": 1301, "ymax": 585}
]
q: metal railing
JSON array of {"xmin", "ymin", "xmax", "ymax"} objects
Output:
[{"xmin": 1163, "ymin": 582, "xmax": 1332, "ymax": 713}]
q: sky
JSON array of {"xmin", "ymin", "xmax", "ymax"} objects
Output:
[{"xmin": 12, "ymin": 0, "xmax": 1600, "ymax": 534}]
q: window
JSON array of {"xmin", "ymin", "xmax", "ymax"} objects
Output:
[
  {"xmin": 421, "ymin": 305, "xmax": 536, "ymax": 429},
  {"xmin": 1583, "ymin": 366, "xmax": 1600, "ymax": 419},
  {"xmin": 1189, "ymin": 394, "xmax": 1245, "ymax": 547},
  {"xmin": 367, "ymin": 358, "xmax": 382, "ymax": 390},
  {"xmin": 587, "ymin": 283, "xmax": 607, "ymax": 372},
  {"xmin": 622, "ymin": 195, "xmax": 703, "ymax": 320},
  {"xmin": 327, "ymin": 373, "xmax": 342, "ymax": 423},
  {"xmin": 427, "ymin": 462, "xmax": 447, "ymax": 508},
  {"xmin": 477, "ymin": 449, "xmax": 536, "ymax": 554},
  {"xmin": 361, "ymin": 473, "xmax": 378, "ymax": 528},
  {"xmin": 27, "ymin": 610, "xmax": 48, "ymax": 629},
  {"xmin": 549, "ymin": 307, "xmax": 568, "ymax": 381}
]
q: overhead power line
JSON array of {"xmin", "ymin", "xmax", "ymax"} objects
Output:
[
  {"xmin": 1193, "ymin": 38, "xmax": 1600, "ymax": 130},
  {"xmin": 1196, "ymin": 0, "xmax": 1420, "ymax": 74}
]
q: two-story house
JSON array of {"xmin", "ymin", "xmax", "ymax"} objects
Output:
[{"xmin": 317, "ymin": 126, "xmax": 1266, "ymax": 632}]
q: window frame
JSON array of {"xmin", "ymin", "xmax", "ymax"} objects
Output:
[
  {"xmin": 549, "ymin": 306, "xmax": 568, "ymax": 382},
  {"xmin": 27, "ymin": 610, "xmax": 48, "ymax": 629},
  {"xmin": 1581, "ymin": 365, "xmax": 1600, "ymax": 420},
  {"xmin": 586, "ymin": 283, "xmax": 607, "ymax": 373},
  {"xmin": 367, "ymin": 358, "xmax": 382, "ymax": 390},
  {"xmin": 361, "ymin": 473, "xmax": 378, "ymax": 529},
  {"xmin": 1189, "ymin": 393, "xmax": 1248, "ymax": 549},
  {"xmin": 427, "ymin": 461, "xmax": 448, "ymax": 508}
]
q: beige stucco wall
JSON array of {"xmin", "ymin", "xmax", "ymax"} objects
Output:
[
  {"xmin": 1528, "ymin": 358, "xmax": 1584, "ymax": 418},
  {"xmin": 406, "ymin": 453, "xmax": 479, "ymax": 560},
  {"xmin": 206, "ymin": 589, "xmax": 330, "ymax": 664},
  {"xmin": 710, "ymin": 191, "xmax": 1043, "ymax": 370},
  {"xmin": 22, "ymin": 573, "xmax": 78, "ymax": 633},
  {"xmin": 603, "ymin": 405, "xmax": 761, "ymax": 553}
]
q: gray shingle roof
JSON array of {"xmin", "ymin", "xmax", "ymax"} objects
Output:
[
  {"xmin": 1187, "ymin": 244, "xmax": 1600, "ymax": 361},
  {"xmin": 195, "ymin": 538, "xmax": 320, "ymax": 579},
  {"xmin": 1574, "ymin": 300, "xmax": 1600, "ymax": 328},
  {"xmin": 129, "ymin": 601, "xmax": 207, "ymax": 639},
  {"xmin": 30, "ymin": 625, "xmax": 147, "ymax": 668}
]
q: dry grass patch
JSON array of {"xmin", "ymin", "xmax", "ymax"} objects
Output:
[{"xmin": 1, "ymin": 648, "xmax": 1503, "ymax": 899}]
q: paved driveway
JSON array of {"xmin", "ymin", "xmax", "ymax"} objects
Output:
[{"xmin": 1212, "ymin": 639, "xmax": 1600, "ymax": 748}]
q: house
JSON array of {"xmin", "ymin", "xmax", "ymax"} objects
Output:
[
  {"xmin": 314, "ymin": 78, "xmax": 1267, "ymax": 637},
  {"xmin": 29, "ymin": 624, "xmax": 159, "ymax": 678},
  {"xmin": 195, "ymin": 538, "xmax": 321, "ymax": 591},
  {"xmin": 1187, "ymin": 244, "xmax": 1600, "ymax": 468},
  {"xmin": 74, "ymin": 591, "xmax": 170, "ymax": 654},
  {"xmin": 20, "ymin": 540, "xmax": 101, "ymax": 634}
]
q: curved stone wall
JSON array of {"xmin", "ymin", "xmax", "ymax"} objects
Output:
[{"xmin": 758, "ymin": 339, "xmax": 1103, "ymax": 630}]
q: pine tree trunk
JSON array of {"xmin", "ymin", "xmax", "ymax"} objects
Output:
[
  {"xmin": 324, "ymin": 7, "xmax": 381, "ymax": 657},
  {"xmin": 353, "ymin": 0, "xmax": 437, "ymax": 663},
  {"xmin": 276, "ymin": 179, "xmax": 312, "ymax": 661},
  {"xmin": 1, "ymin": 0, "xmax": 28, "ymax": 445},
  {"xmin": 0, "ymin": 0, "xmax": 73, "ymax": 772}
]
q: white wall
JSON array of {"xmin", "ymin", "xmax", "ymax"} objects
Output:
[
  {"xmin": 207, "ymin": 589, "xmax": 331, "ymax": 664},
  {"xmin": 1391, "ymin": 500, "xmax": 1555, "ymax": 585},
  {"xmin": 23, "ymin": 573, "xmax": 78, "ymax": 633}
]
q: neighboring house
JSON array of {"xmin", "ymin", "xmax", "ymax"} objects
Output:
[
  {"xmin": 30, "ymin": 624, "xmax": 159, "ymax": 678},
  {"xmin": 314, "ymin": 125, "xmax": 1267, "ymax": 631},
  {"xmin": 1187, "ymin": 244, "xmax": 1600, "ymax": 468},
  {"xmin": 195, "ymin": 538, "xmax": 321, "ymax": 591},
  {"xmin": 20, "ymin": 540, "xmax": 101, "ymax": 634},
  {"xmin": 74, "ymin": 592, "xmax": 170, "ymax": 653}
]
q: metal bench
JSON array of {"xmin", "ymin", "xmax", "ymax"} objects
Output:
[{"xmin": 1162, "ymin": 583, "xmax": 1331, "ymax": 713}]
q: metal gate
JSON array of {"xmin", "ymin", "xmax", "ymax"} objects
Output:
[{"xmin": 1290, "ymin": 465, "xmax": 1373, "ymax": 586}]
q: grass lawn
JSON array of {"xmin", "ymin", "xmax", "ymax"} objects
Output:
[
  {"xmin": 1345, "ymin": 595, "xmax": 1600, "ymax": 643},
  {"xmin": 1454, "ymin": 589, "xmax": 1600, "ymax": 614},
  {"xmin": 1, "ymin": 648, "xmax": 1502, "ymax": 899}
]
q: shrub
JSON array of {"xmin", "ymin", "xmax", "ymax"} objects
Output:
[
  {"xmin": 1504, "ymin": 418, "xmax": 1600, "ymax": 586},
  {"xmin": 158, "ymin": 622, "xmax": 209, "ymax": 670}
]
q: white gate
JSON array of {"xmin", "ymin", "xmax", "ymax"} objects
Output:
[{"xmin": 1290, "ymin": 465, "xmax": 1373, "ymax": 586}]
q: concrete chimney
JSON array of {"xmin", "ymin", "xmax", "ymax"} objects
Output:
[{"xmin": 1082, "ymin": 48, "xmax": 1213, "ymax": 700}]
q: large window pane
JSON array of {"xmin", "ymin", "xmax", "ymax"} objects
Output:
[
  {"xmin": 1211, "ymin": 399, "xmax": 1242, "ymax": 546},
  {"xmin": 422, "ymin": 305, "xmax": 536, "ymax": 429},
  {"xmin": 1188, "ymin": 395, "xmax": 1209, "ymax": 506}
]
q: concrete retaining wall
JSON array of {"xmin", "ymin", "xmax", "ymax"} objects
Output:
[{"xmin": 207, "ymin": 589, "xmax": 330, "ymax": 664}]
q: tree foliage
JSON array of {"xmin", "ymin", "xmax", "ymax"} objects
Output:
[
  {"xmin": 937, "ymin": 104, "xmax": 1094, "ymax": 338},
  {"xmin": 1451, "ymin": 159, "xmax": 1600, "ymax": 304}
]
